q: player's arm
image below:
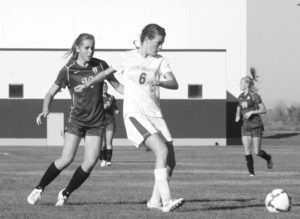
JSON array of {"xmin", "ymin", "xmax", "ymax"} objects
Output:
[
  {"xmin": 106, "ymin": 74, "xmax": 124, "ymax": 94},
  {"xmin": 75, "ymin": 67, "xmax": 116, "ymax": 92},
  {"xmin": 235, "ymin": 106, "xmax": 241, "ymax": 122},
  {"xmin": 157, "ymin": 71, "xmax": 179, "ymax": 90},
  {"xmin": 36, "ymin": 83, "xmax": 61, "ymax": 125},
  {"xmin": 251, "ymin": 102, "xmax": 267, "ymax": 115},
  {"xmin": 244, "ymin": 101, "xmax": 267, "ymax": 119}
]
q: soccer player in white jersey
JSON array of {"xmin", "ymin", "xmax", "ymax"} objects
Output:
[{"xmin": 75, "ymin": 24, "xmax": 184, "ymax": 212}]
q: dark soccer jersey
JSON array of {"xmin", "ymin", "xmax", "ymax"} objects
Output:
[
  {"xmin": 103, "ymin": 93, "xmax": 118, "ymax": 121},
  {"xmin": 237, "ymin": 92, "xmax": 263, "ymax": 129},
  {"xmin": 55, "ymin": 58, "xmax": 109, "ymax": 127}
]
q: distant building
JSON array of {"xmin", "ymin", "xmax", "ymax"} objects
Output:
[{"xmin": 0, "ymin": 0, "xmax": 246, "ymax": 146}]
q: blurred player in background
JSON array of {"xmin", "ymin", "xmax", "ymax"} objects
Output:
[
  {"xmin": 235, "ymin": 68, "xmax": 273, "ymax": 176},
  {"xmin": 27, "ymin": 33, "xmax": 121, "ymax": 206},
  {"xmin": 99, "ymin": 81, "xmax": 119, "ymax": 167},
  {"xmin": 75, "ymin": 24, "xmax": 184, "ymax": 212}
]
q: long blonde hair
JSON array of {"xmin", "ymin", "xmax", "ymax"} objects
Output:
[{"xmin": 65, "ymin": 33, "xmax": 95, "ymax": 62}]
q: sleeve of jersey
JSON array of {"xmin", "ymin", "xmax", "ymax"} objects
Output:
[
  {"xmin": 97, "ymin": 60, "xmax": 109, "ymax": 72},
  {"xmin": 159, "ymin": 58, "xmax": 172, "ymax": 76},
  {"xmin": 253, "ymin": 93, "xmax": 262, "ymax": 104},
  {"xmin": 55, "ymin": 66, "xmax": 68, "ymax": 88}
]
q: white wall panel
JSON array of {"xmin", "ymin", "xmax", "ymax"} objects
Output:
[
  {"xmin": 0, "ymin": 0, "xmax": 246, "ymax": 99},
  {"xmin": 74, "ymin": 0, "xmax": 146, "ymax": 49},
  {"xmin": 2, "ymin": 0, "xmax": 75, "ymax": 48},
  {"xmin": 0, "ymin": 50, "xmax": 226, "ymax": 99}
]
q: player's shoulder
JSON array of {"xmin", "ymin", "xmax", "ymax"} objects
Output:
[
  {"xmin": 90, "ymin": 58, "xmax": 108, "ymax": 67},
  {"xmin": 249, "ymin": 91, "xmax": 261, "ymax": 99},
  {"xmin": 238, "ymin": 92, "xmax": 244, "ymax": 99},
  {"xmin": 64, "ymin": 59, "xmax": 77, "ymax": 69}
]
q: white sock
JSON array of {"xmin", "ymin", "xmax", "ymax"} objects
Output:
[
  {"xmin": 150, "ymin": 176, "xmax": 171, "ymax": 205},
  {"xmin": 154, "ymin": 168, "xmax": 171, "ymax": 205}
]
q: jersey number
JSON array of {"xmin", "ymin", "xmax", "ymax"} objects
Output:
[
  {"xmin": 241, "ymin": 102, "xmax": 248, "ymax": 109},
  {"xmin": 82, "ymin": 76, "xmax": 94, "ymax": 88},
  {"xmin": 139, "ymin": 73, "xmax": 147, "ymax": 84}
]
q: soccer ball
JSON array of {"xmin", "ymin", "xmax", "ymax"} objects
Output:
[{"xmin": 265, "ymin": 189, "xmax": 292, "ymax": 213}]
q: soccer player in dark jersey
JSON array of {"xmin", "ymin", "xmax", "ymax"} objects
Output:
[
  {"xmin": 27, "ymin": 33, "xmax": 121, "ymax": 206},
  {"xmin": 99, "ymin": 81, "xmax": 119, "ymax": 167},
  {"xmin": 235, "ymin": 68, "xmax": 273, "ymax": 176}
]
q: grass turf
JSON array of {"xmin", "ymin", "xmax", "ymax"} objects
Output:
[{"xmin": 0, "ymin": 139, "xmax": 299, "ymax": 218}]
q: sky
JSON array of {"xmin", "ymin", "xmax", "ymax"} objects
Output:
[{"xmin": 247, "ymin": 0, "xmax": 300, "ymax": 108}]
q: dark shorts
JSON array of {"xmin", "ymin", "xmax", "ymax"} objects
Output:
[
  {"xmin": 104, "ymin": 116, "xmax": 115, "ymax": 126},
  {"xmin": 65, "ymin": 122, "xmax": 105, "ymax": 138},
  {"xmin": 241, "ymin": 126, "xmax": 263, "ymax": 137}
]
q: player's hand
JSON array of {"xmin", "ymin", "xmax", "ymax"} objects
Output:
[
  {"xmin": 243, "ymin": 111, "xmax": 253, "ymax": 120},
  {"xmin": 151, "ymin": 80, "xmax": 160, "ymax": 87},
  {"xmin": 235, "ymin": 116, "xmax": 240, "ymax": 122},
  {"xmin": 74, "ymin": 84, "xmax": 87, "ymax": 93},
  {"xmin": 36, "ymin": 111, "xmax": 49, "ymax": 125},
  {"xmin": 114, "ymin": 109, "xmax": 120, "ymax": 115}
]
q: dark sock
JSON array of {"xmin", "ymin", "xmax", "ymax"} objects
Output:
[
  {"xmin": 106, "ymin": 149, "xmax": 112, "ymax": 162},
  {"xmin": 245, "ymin": 155, "xmax": 254, "ymax": 175},
  {"xmin": 64, "ymin": 166, "xmax": 90, "ymax": 197},
  {"xmin": 258, "ymin": 150, "xmax": 271, "ymax": 161},
  {"xmin": 36, "ymin": 162, "xmax": 61, "ymax": 190},
  {"xmin": 100, "ymin": 146, "xmax": 107, "ymax": 160}
]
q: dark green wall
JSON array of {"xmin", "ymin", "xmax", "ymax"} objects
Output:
[{"xmin": 0, "ymin": 99, "xmax": 229, "ymax": 139}]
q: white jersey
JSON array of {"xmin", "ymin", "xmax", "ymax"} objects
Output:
[{"xmin": 113, "ymin": 50, "xmax": 172, "ymax": 117}]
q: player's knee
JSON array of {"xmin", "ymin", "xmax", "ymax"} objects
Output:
[
  {"xmin": 57, "ymin": 156, "xmax": 74, "ymax": 169},
  {"xmin": 160, "ymin": 146, "xmax": 168, "ymax": 159}
]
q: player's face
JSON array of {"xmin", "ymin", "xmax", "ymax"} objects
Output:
[
  {"xmin": 103, "ymin": 83, "xmax": 107, "ymax": 93},
  {"xmin": 145, "ymin": 34, "xmax": 164, "ymax": 56},
  {"xmin": 76, "ymin": 39, "xmax": 95, "ymax": 63},
  {"xmin": 240, "ymin": 79, "xmax": 248, "ymax": 91}
]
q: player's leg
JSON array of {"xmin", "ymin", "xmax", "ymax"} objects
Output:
[
  {"xmin": 105, "ymin": 122, "xmax": 115, "ymax": 166},
  {"xmin": 55, "ymin": 135, "xmax": 101, "ymax": 206},
  {"xmin": 27, "ymin": 132, "xmax": 81, "ymax": 205},
  {"xmin": 145, "ymin": 134, "xmax": 184, "ymax": 212},
  {"xmin": 253, "ymin": 128, "xmax": 273, "ymax": 169},
  {"xmin": 149, "ymin": 141, "xmax": 175, "ymax": 207},
  {"xmin": 99, "ymin": 131, "xmax": 107, "ymax": 167},
  {"xmin": 242, "ymin": 135, "xmax": 254, "ymax": 176}
]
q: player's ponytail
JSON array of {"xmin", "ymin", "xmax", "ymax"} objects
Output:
[{"xmin": 250, "ymin": 67, "xmax": 259, "ymax": 81}]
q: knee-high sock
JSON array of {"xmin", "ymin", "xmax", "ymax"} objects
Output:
[
  {"xmin": 245, "ymin": 155, "xmax": 254, "ymax": 174},
  {"xmin": 100, "ymin": 146, "xmax": 107, "ymax": 160},
  {"xmin": 258, "ymin": 150, "xmax": 271, "ymax": 161},
  {"xmin": 154, "ymin": 168, "xmax": 171, "ymax": 205},
  {"xmin": 63, "ymin": 166, "xmax": 90, "ymax": 197},
  {"xmin": 36, "ymin": 162, "xmax": 61, "ymax": 190},
  {"xmin": 106, "ymin": 149, "xmax": 112, "ymax": 162},
  {"xmin": 150, "ymin": 176, "xmax": 171, "ymax": 204}
]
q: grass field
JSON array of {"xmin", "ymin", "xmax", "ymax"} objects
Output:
[{"xmin": 0, "ymin": 135, "xmax": 299, "ymax": 219}]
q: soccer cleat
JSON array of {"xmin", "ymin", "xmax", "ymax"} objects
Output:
[
  {"xmin": 100, "ymin": 160, "xmax": 107, "ymax": 167},
  {"xmin": 106, "ymin": 161, "xmax": 112, "ymax": 166},
  {"xmin": 27, "ymin": 188, "xmax": 43, "ymax": 205},
  {"xmin": 55, "ymin": 189, "xmax": 68, "ymax": 207},
  {"xmin": 147, "ymin": 200, "xmax": 163, "ymax": 210},
  {"xmin": 267, "ymin": 155, "xmax": 273, "ymax": 169},
  {"xmin": 162, "ymin": 198, "xmax": 185, "ymax": 212},
  {"xmin": 249, "ymin": 174, "xmax": 255, "ymax": 177}
]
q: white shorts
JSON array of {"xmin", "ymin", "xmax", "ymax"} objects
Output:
[{"xmin": 124, "ymin": 113, "xmax": 172, "ymax": 147}]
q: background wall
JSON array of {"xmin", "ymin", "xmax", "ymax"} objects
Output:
[{"xmin": 0, "ymin": 0, "xmax": 246, "ymax": 145}]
